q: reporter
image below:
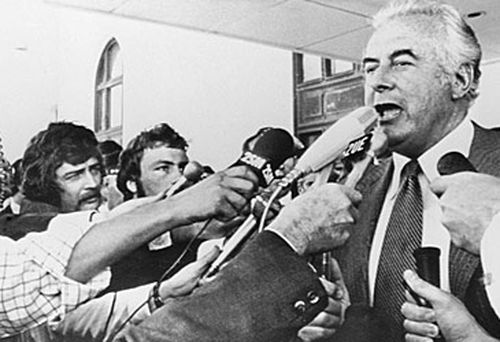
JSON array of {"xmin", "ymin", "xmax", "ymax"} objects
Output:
[
  {"xmin": 0, "ymin": 165, "xmax": 258, "ymax": 339},
  {"xmin": 66, "ymin": 165, "xmax": 259, "ymax": 283}
]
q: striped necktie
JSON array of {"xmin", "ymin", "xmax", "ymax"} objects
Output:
[{"xmin": 374, "ymin": 159, "xmax": 423, "ymax": 339}]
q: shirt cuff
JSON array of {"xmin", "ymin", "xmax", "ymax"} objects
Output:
[{"xmin": 481, "ymin": 213, "xmax": 500, "ymax": 318}]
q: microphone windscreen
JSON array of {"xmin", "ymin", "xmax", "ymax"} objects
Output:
[
  {"xmin": 236, "ymin": 128, "xmax": 295, "ymax": 186},
  {"xmin": 183, "ymin": 161, "xmax": 204, "ymax": 181},
  {"xmin": 437, "ymin": 152, "xmax": 477, "ymax": 176},
  {"xmin": 250, "ymin": 128, "xmax": 295, "ymax": 170},
  {"xmin": 295, "ymin": 106, "xmax": 378, "ymax": 174}
]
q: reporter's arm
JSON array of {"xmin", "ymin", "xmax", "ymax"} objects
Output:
[{"xmin": 66, "ymin": 166, "xmax": 258, "ymax": 283}]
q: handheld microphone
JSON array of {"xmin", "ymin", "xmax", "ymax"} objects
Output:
[
  {"xmin": 164, "ymin": 161, "xmax": 204, "ymax": 198},
  {"xmin": 280, "ymin": 106, "xmax": 378, "ymax": 188},
  {"xmin": 204, "ymin": 128, "xmax": 297, "ymax": 278},
  {"xmin": 414, "ymin": 247, "xmax": 441, "ymax": 288},
  {"xmin": 149, "ymin": 161, "xmax": 204, "ymax": 251},
  {"xmin": 233, "ymin": 127, "xmax": 296, "ymax": 187},
  {"xmin": 437, "ymin": 151, "xmax": 477, "ymax": 175}
]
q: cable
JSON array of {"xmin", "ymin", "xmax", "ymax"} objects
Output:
[
  {"xmin": 105, "ymin": 219, "xmax": 212, "ymax": 341},
  {"xmin": 257, "ymin": 185, "xmax": 283, "ymax": 232}
]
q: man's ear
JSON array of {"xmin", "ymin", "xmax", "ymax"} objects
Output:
[
  {"xmin": 126, "ymin": 180, "xmax": 138, "ymax": 195},
  {"xmin": 451, "ymin": 63, "xmax": 473, "ymax": 100}
]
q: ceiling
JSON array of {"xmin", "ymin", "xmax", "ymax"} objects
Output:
[{"xmin": 46, "ymin": 0, "xmax": 500, "ymax": 63}]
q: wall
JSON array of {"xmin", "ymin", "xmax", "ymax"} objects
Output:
[
  {"xmin": 52, "ymin": 5, "xmax": 294, "ymax": 170},
  {"xmin": 0, "ymin": 0, "xmax": 59, "ymax": 161},
  {"xmin": 470, "ymin": 60, "xmax": 500, "ymax": 128}
]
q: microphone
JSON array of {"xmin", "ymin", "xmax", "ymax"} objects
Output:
[
  {"xmin": 280, "ymin": 106, "xmax": 378, "ymax": 188},
  {"xmin": 437, "ymin": 151, "xmax": 477, "ymax": 175},
  {"xmin": 233, "ymin": 127, "xmax": 296, "ymax": 187},
  {"xmin": 414, "ymin": 247, "xmax": 441, "ymax": 287},
  {"xmin": 164, "ymin": 161, "xmax": 204, "ymax": 198},
  {"xmin": 204, "ymin": 128, "xmax": 297, "ymax": 278}
]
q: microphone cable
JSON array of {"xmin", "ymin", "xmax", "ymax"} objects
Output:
[{"xmin": 106, "ymin": 218, "xmax": 212, "ymax": 341}]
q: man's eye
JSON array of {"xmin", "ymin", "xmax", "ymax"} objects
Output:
[
  {"xmin": 363, "ymin": 65, "xmax": 376, "ymax": 74},
  {"xmin": 394, "ymin": 60, "xmax": 412, "ymax": 68},
  {"xmin": 65, "ymin": 173, "xmax": 80, "ymax": 181}
]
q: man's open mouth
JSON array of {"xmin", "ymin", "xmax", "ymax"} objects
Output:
[{"xmin": 374, "ymin": 103, "xmax": 403, "ymax": 122}]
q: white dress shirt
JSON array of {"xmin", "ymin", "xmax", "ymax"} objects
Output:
[{"xmin": 368, "ymin": 119, "xmax": 474, "ymax": 304}]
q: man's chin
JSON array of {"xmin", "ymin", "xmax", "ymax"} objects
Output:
[{"xmin": 78, "ymin": 198, "xmax": 102, "ymax": 211}]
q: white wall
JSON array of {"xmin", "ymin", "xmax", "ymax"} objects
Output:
[
  {"xmin": 53, "ymin": 6, "xmax": 294, "ymax": 170},
  {"xmin": 470, "ymin": 61, "xmax": 500, "ymax": 128},
  {"xmin": 0, "ymin": 0, "xmax": 59, "ymax": 161}
]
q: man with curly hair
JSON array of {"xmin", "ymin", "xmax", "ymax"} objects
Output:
[{"xmin": 21, "ymin": 122, "xmax": 104, "ymax": 214}]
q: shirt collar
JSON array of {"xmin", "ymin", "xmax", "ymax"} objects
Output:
[
  {"xmin": 389, "ymin": 118, "xmax": 473, "ymax": 194},
  {"xmin": 418, "ymin": 119, "xmax": 473, "ymax": 181}
]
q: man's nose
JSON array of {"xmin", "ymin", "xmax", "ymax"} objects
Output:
[
  {"xmin": 83, "ymin": 170, "xmax": 101, "ymax": 188},
  {"xmin": 367, "ymin": 65, "xmax": 395, "ymax": 93},
  {"xmin": 171, "ymin": 166, "xmax": 183, "ymax": 182}
]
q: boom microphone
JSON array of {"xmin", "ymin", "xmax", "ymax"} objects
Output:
[{"xmin": 281, "ymin": 106, "xmax": 378, "ymax": 187}]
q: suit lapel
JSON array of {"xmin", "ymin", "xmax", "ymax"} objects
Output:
[{"xmin": 333, "ymin": 157, "xmax": 393, "ymax": 304}]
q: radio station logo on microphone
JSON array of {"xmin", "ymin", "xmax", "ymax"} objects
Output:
[{"xmin": 240, "ymin": 151, "xmax": 275, "ymax": 186}]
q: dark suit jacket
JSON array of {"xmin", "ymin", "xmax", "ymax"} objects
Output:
[
  {"xmin": 117, "ymin": 231, "xmax": 328, "ymax": 342},
  {"xmin": 331, "ymin": 122, "xmax": 500, "ymax": 340},
  {"xmin": 0, "ymin": 199, "xmax": 58, "ymax": 240}
]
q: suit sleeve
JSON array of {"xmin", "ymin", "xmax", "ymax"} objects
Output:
[{"xmin": 117, "ymin": 231, "xmax": 327, "ymax": 342}]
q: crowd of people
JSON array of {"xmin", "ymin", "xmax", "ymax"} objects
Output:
[{"xmin": 0, "ymin": 0, "xmax": 499, "ymax": 341}]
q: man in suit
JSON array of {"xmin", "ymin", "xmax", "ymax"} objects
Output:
[{"xmin": 327, "ymin": 0, "xmax": 500, "ymax": 340}]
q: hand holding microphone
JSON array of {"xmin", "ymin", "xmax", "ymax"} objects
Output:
[
  {"xmin": 164, "ymin": 161, "xmax": 204, "ymax": 198},
  {"xmin": 431, "ymin": 152, "xmax": 500, "ymax": 255}
]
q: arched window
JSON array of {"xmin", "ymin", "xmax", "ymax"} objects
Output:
[{"xmin": 95, "ymin": 39, "xmax": 123, "ymax": 142}]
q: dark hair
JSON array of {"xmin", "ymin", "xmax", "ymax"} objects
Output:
[
  {"xmin": 22, "ymin": 122, "xmax": 102, "ymax": 207},
  {"xmin": 10, "ymin": 158, "xmax": 24, "ymax": 194},
  {"xmin": 98, "ymin": 140, "xmax": 123, "ymax": 175},
  {"xmin": 117, "ymin": 123, "xmax": 188, "ymax": 200}
]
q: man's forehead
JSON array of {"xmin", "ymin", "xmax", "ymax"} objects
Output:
[
  {"xmin": 142, "ymin": 146, "xmax": 188, "ymax": 163},
  {"xmin": 364, "ymin": 17, "xmax": 435, "ymax": 60},
  {"xmin": 56, "ymin": 157, "xmax": 100, "ymax": 175}
]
